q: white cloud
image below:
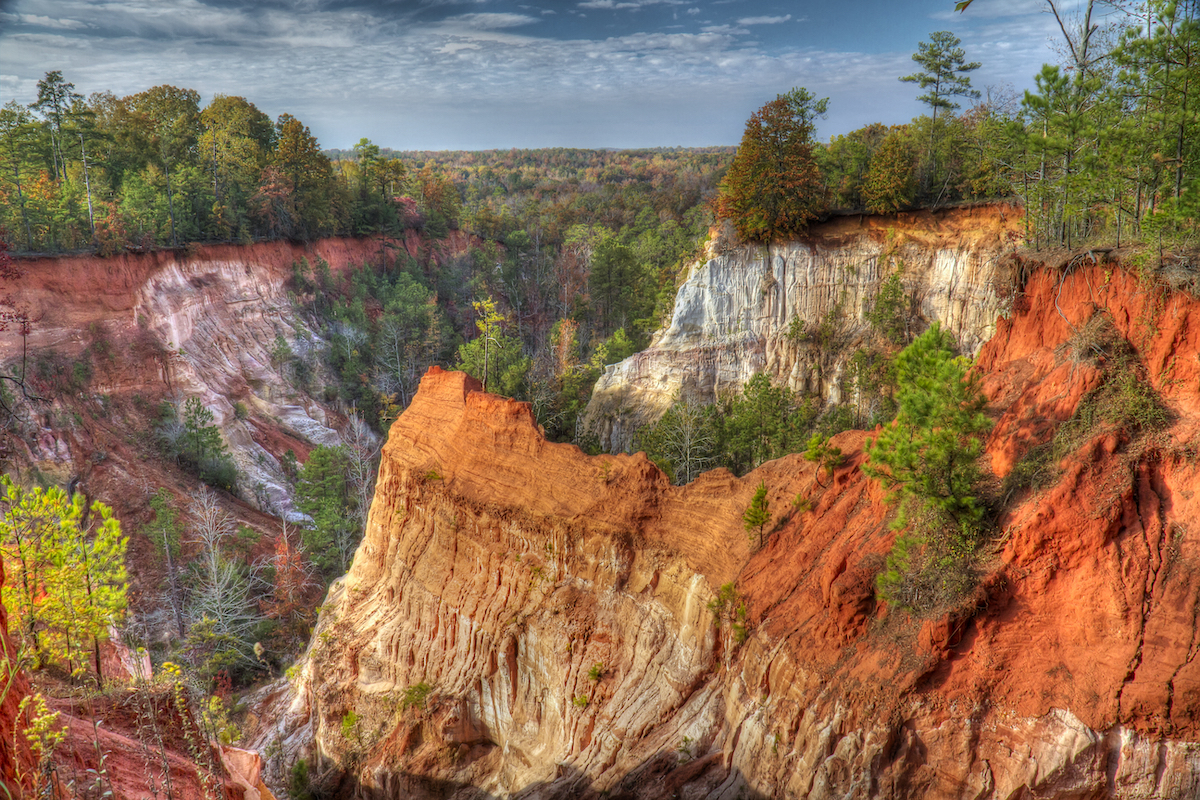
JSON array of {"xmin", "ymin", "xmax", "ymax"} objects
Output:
[
  {"xmin": 445, "ymin": 12, "xmax": 539, "ymax": 29},
  {"xmin": 578, "ymin": 0, "xmax": 684, "ymax": 8},
  {"xmin": 0, "ymin": 12, "xmax": 90, "ymax": 30},
  {"xmin": 737, "ymin": 14, "xmax": 791, "ymax": 25}
]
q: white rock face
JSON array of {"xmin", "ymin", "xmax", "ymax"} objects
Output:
[
  {"xmin": 584, "ymin": 208, "xmax": 1020, "ymax": 451},
  {"xmin": 133, "ymin": 257, "xmax": 339, "ymax": 517}
]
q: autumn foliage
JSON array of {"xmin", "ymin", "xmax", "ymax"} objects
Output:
[{"xmin": 716, "ymin": 88, "xmax": 828, "ymax": 242}]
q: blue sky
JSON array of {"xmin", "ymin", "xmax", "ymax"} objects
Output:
[{"xmin": 0, "ymin": 0, "xmax": 1093, "ymax": 150}]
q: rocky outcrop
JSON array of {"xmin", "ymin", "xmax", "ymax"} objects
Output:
[
  {"xmin": 257, "ymin": 252, "xmax": 1200, "ymax": 799},
  {"xmin": 584, "ymin": 206, "xmax": 1021, "ymax": 451}
]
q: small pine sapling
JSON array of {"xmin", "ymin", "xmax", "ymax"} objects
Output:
[
  {"xmin": 804, "ymin": 434, "xmax": 845, "ymax": 488},
  {"xmin": 743, "ymin": 480, "xmax": 771, "ymax": 549}
]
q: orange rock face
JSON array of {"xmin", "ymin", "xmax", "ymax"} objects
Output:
[{"xmin": 272, "ymin": 258, "xmax": 1200, "ymax": 799}]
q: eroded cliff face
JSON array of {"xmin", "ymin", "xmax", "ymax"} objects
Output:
[
  {"xmin": 255, "ymin": 247, "xmax": 1200, "ymax": 796},
  {"xmin": 258, "ymin": 254, "xmax": 1200, "ymax": 799},
  {"xmin": 4, "ymin": 233, "xmax": 470, "ymax": 518},
  {"xmin": 585, "ymin": 206, "xmax": 1021, "ymax": 451}
]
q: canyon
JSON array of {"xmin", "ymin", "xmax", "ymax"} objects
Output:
[
  {"xmin": 254, "ymin": 244, "xmax": 1200, "ymax": 796},
  {"xmin": 4, "ymin": 207, "xmax": 1200, "ymax": 798}
]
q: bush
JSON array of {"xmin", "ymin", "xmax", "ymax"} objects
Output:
[
  {"xmin": 1004, "ymin": 345, "xmax": 1169, "ymax": 498},
  {"xmin": 157, "ymin": 397, "xmax": 239, "ymax": 491},
  {"xmin": 289, "ymin": 759, "xmax": 314, "ymax": 800},
  {"xmin": 401, "ymin": 681, "xmax": 432, "ymax": 712},
  {"xmin": 340, "ymin": 711, "xmax": 359, "ymax": 740}
]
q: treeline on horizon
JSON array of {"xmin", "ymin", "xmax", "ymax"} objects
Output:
[
  {"xmin": 8, "ymin": 1, "xmax": 1200, "ymax": 259},
  {"xmin": 721, "ymin": 0, "xmax": 1200, "ymax": 254}
]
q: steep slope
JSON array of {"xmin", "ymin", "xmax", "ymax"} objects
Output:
[
  {"xmin": 584, "ymin": 206, "xmax": 1021, "ymax": 451},
  {"xmin": 4, "ymin": 233, "xmax": 470, "ymax": 519},
  {"xmin": 256, "ymin": 253, "xmax": 1200, "ymax": 798}
]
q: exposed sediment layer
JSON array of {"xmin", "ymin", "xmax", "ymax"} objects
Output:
[{"xmin": 260, "ymin": 254, "xmax": 1200, "ymax": 799}]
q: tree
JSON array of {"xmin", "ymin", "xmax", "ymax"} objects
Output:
[
  {"xmin": 0, "ymin": 101, "xmax": 38, "ymax": 249},
  {"xmin": 716, "ymin": 88, "xmax": 829, "ymax": 241},
  {"xmin": 124, "ymin": 85, "xmax": 202, "ymax": 247},
  {"xmin": 900, "ymin": 31, "xmax": 981, "ymax": 122},
  {"xmin": 185, "ymin": 488, "xmax": 263, "ymax": 678},
  {"xmin": 803, "ymin": 434, "xmax": 844, "ymax": 488},
  {"xmin": 863, "ymin": 324, "xmax": 992, "ymax": 610},
  {"xmin": 271, "ymin": 114, "xmax": 334, "ymax": 239},
  {"xmin": 146, "ymin": 488, "xmax": 186, "ymax": 638},
  {"xmin": 863, "ymin": 322, "xmax": 991, "ymax": 530},
  {"xmin": 341, "ymin": 413, "xmax": 380, "ymax": 536},
  {"xmin": 259, "ymin": 519, "xmax": 317, "ymax": 654},
  {"xmin": 719, "ymin": 373, "xmax": 817, "ymax": 475},
  {"xmin": 589, "ymin": 236, "xmax": 640, "ymax": 337},
  {"xmin": 636, "ymin": 396, "xmax": 718, "ymax": 485},
  {"xmin": 456, "ymin": 296, "xmax": 529, "ymax": 396},
  {"xmin": 31, "ymin": 71, "xmax": 82, "ymax": 183},
  {"xmin": 743, "ymin": 481, "xmax": 770, "ymax": 549},
  {"xmin": 295, "ymin": 445, "xmax": 358, "ymax": 577},
  {"xmin": 901, "ymin": 31, "xmax": 981, "ymax": 196},
  {"xmin": 199, "ymin": 95, "xmax": 273, "ymax": 238},
  {"xmin": 159, "ymin": 397, "xmax": 237, "ymax": 490},
  {"xmin": 862, "ymin": 129, "xmax": 918, "ymax": 213},
  {"xmin": 0, "ymin": 476, "xmax": 127, "ymax": 679}
]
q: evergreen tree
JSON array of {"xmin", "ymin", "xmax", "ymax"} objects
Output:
[
  {"xmin": 0, "ymin": 476, "xmax": 127, "ymax": 679},
  {"xmin": 863, "ymin": 322, "xmax": 992, "ymax": 530},
  {"xmin": 743, "ymin": 481, "xmax": 771, "ymax": 549},
  {"xmin": 719, "ymin": 373, "xmax": 817, "ymax": 475},
  {"xmin": 900, "ymin": 31, "xmax": 982, "ymax": 122},
  {"xmin": 295, "ymin": 445, "xmax": 358, "ymax": 577}
]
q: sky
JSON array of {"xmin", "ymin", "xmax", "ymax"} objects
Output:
[{"xmin": 0, "ymin": 0, "xmax": 1095, "ymax": 151}]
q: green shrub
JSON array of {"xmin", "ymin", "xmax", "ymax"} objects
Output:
[
  {"xmin": 288, "ymin": 759, "xmax": 314, "ymax": 800},
  {"xmin": 707, "ymin": 582, "xmax": 740, "ymax": 621},
  {"xmin": 340, "ymin": 711, "xmax": 359, "ymax": 740},
  {"xmin": 587, "ymin": 662, "xmax": 604, "ymax": 681},
  {"xmin": 401, "ymin": 681, "xmax": 432, "ymax": 712}
]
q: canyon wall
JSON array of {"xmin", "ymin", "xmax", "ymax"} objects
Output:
[
  {"xmin": 584, "ymin": 206, "xmax": 1021, "ymax": 451},
  {"xmin": 3, "ymin": 233, "xmax": 470, "ymax": 519},
  {"xmin": 257, "ymin": 253, "xmax": 1200, "ymax": 797}
]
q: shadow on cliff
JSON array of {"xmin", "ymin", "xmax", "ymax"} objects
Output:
[{"xmin": 329, "ymin": 753, "xmax": 766, "ymax": 800}]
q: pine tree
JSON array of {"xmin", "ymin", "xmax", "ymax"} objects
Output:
[
  {"xmin": 743, "ymin": 481, "xmax": 771, "ymax": 549},
  {"xmin": 863, "ymin": 323, "xmax": 992, "ymax": 529},
  {"xmin": 0, "ymin": 477, "xmax": 127, "ymax": 678},
  {"xmin": 900, "ymin": 31, "xmax": 982, "ymax": 122}
]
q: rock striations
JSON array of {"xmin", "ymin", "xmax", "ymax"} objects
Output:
[
  {"xmin": 584, "ymin": 206, "xmax": 1022, "ymax": 452},
  {"xmin": 260, "ymin": 252, "xmax": 1200, "ymax": 799}
]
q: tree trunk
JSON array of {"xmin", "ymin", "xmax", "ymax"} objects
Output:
[
  {"xmin": 164, "ymin": 157, "xmax": 178, "ymax": 248},
  {"xmin": 80, "ymin": 134, "xmax": 95, "ymax": 243}
]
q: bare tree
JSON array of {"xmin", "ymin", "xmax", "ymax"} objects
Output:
[
  {"xmin": 638, "ymin": 395, "xmax": 718, "ymax": 485},
  {"xmin": 185, "ymin": 488, "xmax": 263, "ymax": 671},
  {"xmin": 341, "ymin": 413, "xmax": 380, "ymax": 543}
]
